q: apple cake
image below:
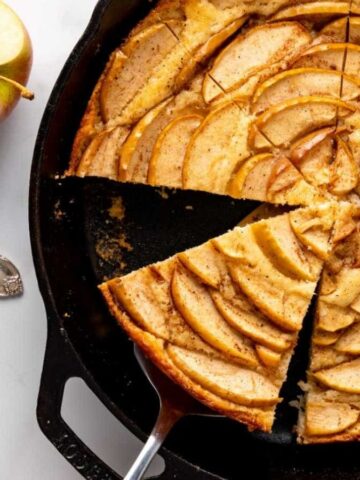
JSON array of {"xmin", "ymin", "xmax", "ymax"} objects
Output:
[
  {"xmin": 101, "ymin": 204, "xmax": 337, "ymax": 431},
  {"xmin": 68, "ymin": 0, "xmax": 360, "ymax": 206},
  {"xmin": 66, "ymin": 0, "xmax": 360, "ymax": 441},
  {"xmin": 299, "ymin": 204, "xmax": 360, "ymax": 443}
]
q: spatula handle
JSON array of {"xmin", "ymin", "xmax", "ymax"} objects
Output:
[{"xmin": 124, "ymin": 403, "xmax": 182, "ymax": 480}]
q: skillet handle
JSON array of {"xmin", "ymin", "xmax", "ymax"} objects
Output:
[
  {"xmin": 37, "ymin": 325, "xmax": 122, "ymax": 479},
  {"xmin": 37, "ymin": 323, "xmax": 217, "ymax": 480}
]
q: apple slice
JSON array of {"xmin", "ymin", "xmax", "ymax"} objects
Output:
[
  {"xmin": 100, "ymin": 22, "xmax": 180, "ymax": 123},
  {"xmin": 214, "ymin": 227, "xmax": 317, "ymax": 331},
  {"xmin": 182, "ymin": 102, "xmax": 251, "ymax": 193},
  {"xmin": 271, "ymin": 2, "xmax": 350, "ymax": 21},
  {"xmin": 314, "ymin": 358, "xmax": 360, "ymax": 393},
  {"xmin": 175, "ymin": 16, "xmax": 247, "ymax": 89},
  {"xmin": 148, "ymin": 114, "xmax": 203, "ymax": 187},
  {"xmin": 251, "ymin": 215, "xmax": 321, "ymax": 281},
  {"xmin": 255, "ymin": 345, "xmax": 282, "ymax": 368},
  {"xmin": 250, "ymin": 96, "xmax": 355, "ymax": 149},
  {"xmin": 167, "ymin": 345, "xmax": 280, "ymax": 407},
  {"xmin": 76, "ymin": 126, "xmax": 129, "ymax": 179},
  {"xmin": 342, "ymin": 44, "xmax": 360, "ymax": 77},
  {"xmin": 289, "ymin": 204, "xmax": 336, "ymax": 260},
  {"xmin": 335, "ymin": 322, "xmax": 360, "ymax": 355},
  {"xmin": 210, "ymin": 291, "xmax": 292, "ymax": 352},
  {"xmin": 177, "ymin": 242, "xmax": 225, "ymax": 288},
  {"xmin": 310, "ymin": 345, "xmax": 352, "ymax": 372},
  {"xmin": 252, "ymin": 68, "xmax": 360, "ymax": 113},
  {"xmin": 329, "ymin": 136, "xmax": 359, "ymax": 195},
  {"xmin": 319, "ymin": 17, "xmax": 347, "ymax": 42},
  {"xmin": 119, "ymin": 98, "xmax": 173, "ymax": 182},
  {"xmin": 227, "ymin": 153, "xmax": 323, "ymax": 205},
  {"xmin": 108, "ymin": 265, "xmax": 214, "ymax": 354},
  {"xmin": 289, "ymin": 127, "xmax": 336, "ymax": 188},
  {"xmin": 321, "ymin": 16, "xmax": 360, "ymax": 43},
  {"xmin": 321, "ymin": 268, "xmax": 360, "ymax": 308},
  {"xmin": 171, "ymin": 266, "xmax": 259, "ymax": 367},
  {"xmin": 316, "ymin": 301, "xmax": 356, "ymax": 332},
  {"xmin": 227, "ymin": 153, "xmax": 275, "ymax": 199},
  {"xmin": 203, "ymin": 22, "xmax": 311, "ymax": 103},
  {"xmin": 305, "ymin": 401, "xmax": 359, "ymax": 436},
  {"xmin": 293, "ymin": 43, "xmax": 347, "ymax": 71},
  {"xmin": 312, "ymin": 329, "xmax": 340, "ymax": 346}
]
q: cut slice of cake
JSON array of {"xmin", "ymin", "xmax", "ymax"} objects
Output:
[
  {"xmin": 100, "ymin": 203, "xmax": 338, "ymax": 432},
  {"xmin": 298, "ymin": 204, "xmax": 360, "ymax": 443}
]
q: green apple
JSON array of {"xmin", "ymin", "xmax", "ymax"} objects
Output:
[{"xmin": 0, "ymin": 1, "xmax": 33, "ymax": 121}]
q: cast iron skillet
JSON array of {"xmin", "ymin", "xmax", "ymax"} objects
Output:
[{"xmin": 30, "ymin": 1, "xmax": 360, "ymax": 478}]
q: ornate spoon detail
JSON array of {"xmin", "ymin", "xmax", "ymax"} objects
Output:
[{"xmin": 0, "ymin": 255, "xmax": 23, "ymax": 298}]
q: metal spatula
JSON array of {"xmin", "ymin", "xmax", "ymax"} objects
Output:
[
  {"xmin": 0, "ymin": 255, "xmax": 23, "ymax": 298},
  {"xmin": 124, "ymin": 344, "xmax": 217, "ymax": 480}
]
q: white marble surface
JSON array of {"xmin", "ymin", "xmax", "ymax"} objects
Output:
[{"xmin": 0, "ymin": 1, "xmax": 164, "ymax": 478}]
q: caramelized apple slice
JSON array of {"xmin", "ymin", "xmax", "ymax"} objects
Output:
[
  {"xmin": 183, "ymin": 102, "xmax": 250, "ymax": 193},
  {"xmin": 290, "ymin": 127, "xmax": 336, "ymax": 187},
  {"xmin": 227, "ymin": 153, "xmax": 274, "ymax": 199},
  {"xmin": 252, "ymin": 68, "xmax": 360, "ymax": 113},
  {"xmin": 255, "ymin": 345, "xmax": 282, "ymax": 368},
  {"xmin": 76, "ymin": 126, "xmax": 129, "ymax": 179},
  {"xmin": 330, "ymin": 137, "xmax": 359, "ymax": 195},
  {"xmin": 250, "ymin": 96, "xmax": 355, "ymax": 149},
  {"xmin": 310, "ymin": 345, "xmax": 352, "ymax": 371},
  {"xmin": 305, "ymin": 401, "xmax": 359, "ymax": 436},
  {"xmin": 171, "ymin": 266, "xmax": 259, "ymax": 367},
  {"xmin": 313, "ymin": 329, "xmax": 340, "ymax": 346},
  {"xmin": 228, "ymin": 153, "xmax": 322, "ymax": 205},
  {"xmin": 210, "ymin": 291, "xmax": 292, "ymax": 351},
  {"xmin": 314, "ymin": 358, "xmax": 360, "ymax": 393},
  {"xmin": 100, "ymin": 22, "xmax": 180, "ymax": 123},
  {"xmin": 271, "ymin": 2, "xmax": 350, "ymax": 20},
  {"xmin": 317, "ymin": 301, "xmax": 356, "ymax": 332},
  {"xmin": 342, "ymin": 44, "xmax": 360, "ymax": 77},
  {"xmin": 175, "ymin": 16, "xmax": 247, "ymax": 89},
  {"xmin": 289, "ymin": 204, "xmax": 336, "ymax": 260},
  {"xmin": 320, "ymin": 16, "xmax": 360, "ymax": 43},
  {"xmin": 177, "ymin": 242, "xmax": 224, "ymax": 288},
  {"xmin": 119, "ymin": 98, "xmax": 172, "ymax": 182},
  {"xmin": 335, "ymin": 323, "xmax": 360, "ymax": 355},
  {"xmin": 348, "ymin": 16, "xmax": 360, "ymax": 43},
  {"xmin": 294, "ymin": 43, "xmax": 347, "ymax": 71},
  {"xmin": 214, "ymin": 227, "xmax": 317, "ymax": 331},
  {"xmin": 251, "ymin": 215, "xmax": 320, "ymax": 281},
  {"xmin": 203, "ymin": 22, "xmax": 311, "ymax": 103},
  {"xmin": 167, "ymin": 345, "xmax": 279, "ymax": 407},
  {"xmin": 319, "ymin": 17, "xmax": 347, "ymax": 42},
  {"xmin": 148, "ymin": 114, "xmax": 203, "ymax": 187},
  {"xmin": 321, "ymin": 269, "xmax": 360, "ymax": 308}
]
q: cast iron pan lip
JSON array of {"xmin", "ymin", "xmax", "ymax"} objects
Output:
[{"xmin": 28, "ymin": 0, "xmax": 155, "ymax": 449}]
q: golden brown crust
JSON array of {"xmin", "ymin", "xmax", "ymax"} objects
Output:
[{"xmin": 100, "ymin": 282, "xmax": 275, "ymax": 432}]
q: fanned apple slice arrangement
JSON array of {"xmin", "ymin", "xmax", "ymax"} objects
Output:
[{"xmin": 66, "ymin": 0, "xmax": 360, "ymax": 442}]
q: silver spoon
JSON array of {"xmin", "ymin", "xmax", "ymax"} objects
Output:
[
  {"xmin": 0, "ymin": 255, "xmax": 23, "ymax": 298},
  {"xmin": 124, "ymin": 344, "xmax": 217, "ymax": 480}
]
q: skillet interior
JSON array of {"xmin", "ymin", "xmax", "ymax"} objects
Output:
[{"xmin": 30, "ymin": 0, "xmax": 360, "ymax": 478}]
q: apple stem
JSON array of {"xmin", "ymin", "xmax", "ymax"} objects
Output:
[{"xmin": 0, "ymin": 75, "xmax": 34, "ymax": 100}]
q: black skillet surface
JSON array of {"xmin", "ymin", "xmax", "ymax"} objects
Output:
[{"xmin": 30, "ymin": 1, "xmax": 360, "ymax": 478}]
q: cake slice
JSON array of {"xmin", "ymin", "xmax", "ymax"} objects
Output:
[
  {"xmin": 100, "ymin": 203, "xmax": 337, "ymax": 432},
  {"xmin": 298, "ymin": 204, "xmax": 360, "ymax": 443}
]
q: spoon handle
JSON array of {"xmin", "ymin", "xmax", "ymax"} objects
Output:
[{"xmin": 124, "ymin": 402, "xmax": 182, "ymax": 480}]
